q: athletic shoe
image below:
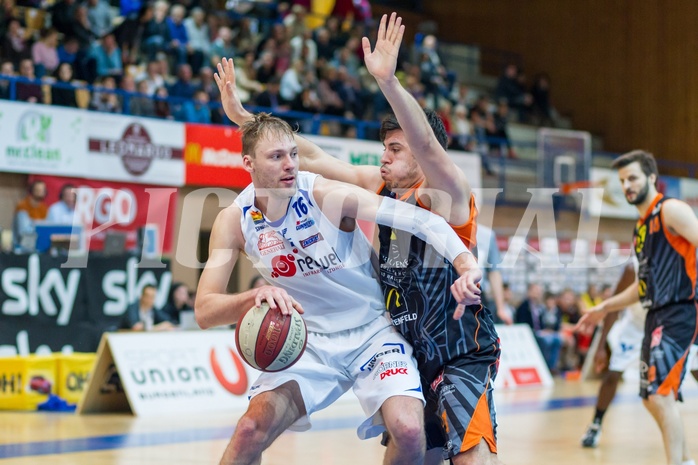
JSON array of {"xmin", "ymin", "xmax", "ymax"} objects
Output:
[{"xmin": 581, "ymin": 423, "xmax": 601, "ymax": 448}]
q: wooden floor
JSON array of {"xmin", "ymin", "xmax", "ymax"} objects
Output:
[{"xmin": 1, "ymin": 377, "xmax": 697, "ymax": 464}]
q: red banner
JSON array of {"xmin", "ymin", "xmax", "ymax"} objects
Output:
[
  {"xmin": 32, "ymin": 175, "xmax": 177, "ymax": 252},
  {"xmin": 184, "ymin": 123, "xmax": 251, "ymax": 188}
]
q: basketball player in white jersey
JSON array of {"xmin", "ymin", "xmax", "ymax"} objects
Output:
[{"xmin": 195, "ymin": 114, "xmax": 483, "ymax": 465}]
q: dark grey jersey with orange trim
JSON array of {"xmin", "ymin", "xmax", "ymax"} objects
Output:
[
  {"xmin": 634, "ymin": 194, "xmax": 698, "ymax": 311},
  {"xmin": 377, "ymin": 183, "xmax": 500, "ymax": 385}
]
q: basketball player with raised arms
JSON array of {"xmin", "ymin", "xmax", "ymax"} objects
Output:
[
  {"xmin": 214, "ymin": 13, "xmax": 502, "ymax": 465},
  {"xmin": 195, "ymin": 113, "xmax": 484, "ymax": 465},
  {"xmin": 577, "ymin": 150, "xmax": 698, "ymax": 465}
]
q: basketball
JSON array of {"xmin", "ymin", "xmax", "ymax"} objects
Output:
[{"xmin": 235, "ymin": 302, "xmax": 308, "ymax": 372}]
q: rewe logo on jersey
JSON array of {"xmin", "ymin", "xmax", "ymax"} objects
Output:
[{"xmin": 269, "ymin": 247, "xmax": 344, "ymax": 278}]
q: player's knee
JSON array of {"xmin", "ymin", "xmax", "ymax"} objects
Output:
[
  {"xmin": 235, "ymin": 415, "xmax": 268, "ymax": 446},
  {"xmin": 386, "ymin": 416, "xmax": 424, "ymax": 448}
]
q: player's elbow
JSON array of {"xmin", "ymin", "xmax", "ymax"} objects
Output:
[{"xmin": 194, "ymin": 297, "xmax": 215, "ymax": 330}]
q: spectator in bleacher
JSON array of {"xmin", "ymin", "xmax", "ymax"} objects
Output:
[
  {"xmin": 254, "ymin": 50, "xmax": 276, "ymax": 84},
  {"xmin": 16, "ymin": 59, "xmax": 43, "ymax": 103},
  {"xmin": 136, "ymin": 59, "xmax": 165, "ymax": 95},
  {"xmin": 91, "ymin": 32, "xmax": 123, "ymax": 79},
  {"xmin": 141, "ymin": 0, "xmax": 171, "ymax": 61},
  {"xmin": 69, "ymin": 4, "xmax": 98, "ymax": 49},
  {"xmin": 274, "ymin": 39, "xmax": 293, "ymax": 76},
  {"xmin": 489, "ymin": 98, "xmax": 516, "ymax": 159},
  {"xmin": 47, "ymin": 184, "xmax": 76, "ymax": 223},
  {"xmin": 51, "ymin": 62, "xmax": 79, "ymax": 107},
  {"xmin": 232, "ymin": 53, "xmax": 264, "ymax": 104},
  {"xmin": 469, "ymin": 95, "xmax": 495, "ymax": 170},
  {"xmin": 119, "ymin": 284, "xmax": 174, "ymax": 331},
  {"xmin": 451, "ymin": 81, "xmax": 477, "ymax": 109},
  {"xmin": 530, "ymin": 72, "xmax": 554, "ymax": 126},
  {"xmin": 316, "ymin": 65, "xmax": 344, "ymax": 116},
  {"xmin": 161, "ymin": 282, "xmax": 193, "ymax": 325},
  {"xmin": 130, "ymin": 79, "xmax": 156, "ymax": 116},
  {"xmin": 279, "ymin": 58, "xmax": 304, "ymax": 102},
  {"xmin": 501, "ymin": 283, "xmax": 517, "ymax": 325},
  {"xmin": 559, "ymin": 288, "xmax": 584, "ymax": 370},
  {"xmin": 253, "ymin": 75, "xmax": 287, "ymax": 111},
  {"xmin": 231, "ymin": 17, "xmax": 258, "ymax": 58},
  {"xmin": 168, "ymin": 63, "xmax": 196, "ymax": 99},
  {"xmin": 516, "ymin": 283, "xmax": 562, "ymax": 372},
  {"xmin": 119, "ymin": 73, "xmax": 136, "ymax": 111},
  {"xmin": 49, "ymin": 0, "xmax": 79, "ymax": 37},
  {"xmin": 282, "ymin": 4, "xmax": 307, "ymax": 39},
  {"xmin": 476, "ymin": 224, "xmax": 510, "ymax": 325},
  {"xmin": 450, "ymin": 103, "xmax": 474, "ymax": 152},
  {"xmin": 1, "ymin": 18, "xmax": 31, "ymax": 68},
  {"xmin": 335, "ymin": 65, "xmax": 363, "ymax": 118},
  {"xmin": 57, "ymin": 36, "xmax": 79, "ymax": 65},
  {"xmin": 166, "ymin": 4, "xmax": 195, "ymax": 68},
  {"xmin": 86, "ymin": 0, "xmax": 114, "ymax": 38},
  {"xmin": 324, "ymin": 15, "xmax": 349, "ymax": 51},
  {"xmin": 181, "ymin": 89, "xmax": 211, "ymax": 123},
  {"xmin": 290, "ymin": 28, "xmax": 317, "ymax": 67},
  {"xmin": 153, "ymin": 85, "xmax": 173, "ymax": 119},
  {"xmin": 183, "ymin": 7, "xmax": 210, "ymax": 72},
  {"xmin": 494, "ymin": 63, "xmax": 532, "ymax": 123},
  {"xmin": 13, "ymin": 180, "xmax": 48, "ymax": 251},
  {"xmin": 331, "ymin": 0, "xmax": 372, "ymax": 22},
  {"xmin": 0, "ymin": 60, "xmax": 15, "ymax": 100},
  {"xmin": 114, "ymin": 3, "xmax": 153, "ymax": 66},
  {"xmin": 31, "ymin": 29, "xmax": 60, "ymax": 78},
  {"xmin": 89, "ymin": 75, "xmax": 120, "ymax": 112},
  {"xmin": 197, "ymin": 66, "xmax": 218, "ymax": 101},
  {"xmin": 331, "ymin": 40, "xmax": 361, "ymax": 79},
  {"xmin": 209, "ymin": 26, "xmax": 236, "ymax": 67},
  {"xmin": 314, "ymin": 27, "xmax": 334, "ymax": 62}
]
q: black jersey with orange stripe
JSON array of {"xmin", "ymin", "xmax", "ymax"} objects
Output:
[
  {"xmin": 634, "ymin": 194, "xmax": 698, "ymax": 310},
  {"xmin": 376, "ymin": 183, "xmax": 500, "ymax": 385}
]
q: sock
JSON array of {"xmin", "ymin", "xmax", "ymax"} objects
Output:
[{"xmin": 592, "ymin": 408, "xmax": 606, "ymax": 425}]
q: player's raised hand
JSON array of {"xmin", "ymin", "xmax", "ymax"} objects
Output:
[
  {"xmin": 213, "ymin": 57, "xmax": 253, "ymax": 126},
  {"xmin": 362, "ymin": 12, "xmax": 405, "ymax": 84},
  {"xmin": 253, "ymin": 285, "xmax": 305, "ymax": 316}
]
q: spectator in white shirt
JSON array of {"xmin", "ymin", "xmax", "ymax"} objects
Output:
[{"xmin": 47, "ymin": 184, "xmax": 76, "ymax": 224}]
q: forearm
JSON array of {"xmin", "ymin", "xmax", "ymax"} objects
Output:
[
  {"xmin": 195, "ymin": 288, "xmax": 257, "ymax": 329},
  {"xmin": 375, "ymin": 196, "xmax": 470, "ymax": 264},
  {"xmin": 601, "ymin": 281, "xmax": 640, "ymax": 313},
  {"xmin": 376, "ymin": 76, "xmax": 437, "ymax": 152}
]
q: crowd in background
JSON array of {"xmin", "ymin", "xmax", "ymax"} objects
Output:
[{"xmin": 0, "ymin": 0, "xmax": 556, "ymax": 162}]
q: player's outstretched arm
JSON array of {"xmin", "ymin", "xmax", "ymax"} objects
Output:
[
  {"xmin": 313, "ymin": 177, "xmax": 481, "ymax": 313},
  {"xmin": 574, "ymin": 280, "xmax": 640, "ymax": 334},
  {"xmin": 214, "ymin": 57, "xmax": 381, "ymax": 190},
  {"xmin": 363, "ymin": 13, "xmax": 471, "ymax": 219},
  {"xmin": 195, "ymin": 206, "xmax": 304, "ymax": 329}
]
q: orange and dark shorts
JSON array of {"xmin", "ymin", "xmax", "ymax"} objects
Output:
[
  {"xmin": 640, "ymin": 301, "xmax": 698, "ymax": 401},
  {"xmin": 425, "ymin": 353, "xmax": 500, "ymax": 460}
]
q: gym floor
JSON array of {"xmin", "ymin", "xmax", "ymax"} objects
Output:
[{"xmin": 1, "ymin": 378, "xmax": 697, "ymax": 464}]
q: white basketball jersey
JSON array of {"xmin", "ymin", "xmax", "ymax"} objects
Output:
[{"xmin": 235, "ymin": 172, "xmax": 386, "ymax": 333}]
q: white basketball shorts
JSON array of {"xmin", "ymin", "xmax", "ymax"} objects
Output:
[
  {"xmin": 607, "ymin": 308, "xmax": 645, "ymax": 373},
  {"xmin": 247, "ymin": 314, "xmax": 424, "ymax": 439}
]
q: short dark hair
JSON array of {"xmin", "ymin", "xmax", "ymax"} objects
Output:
[
  {"xmin": 141, "ymin": 284, "xmax": 157, "ymax": 296},
  {"xmin": 611, "ymin": 150, "xmax": 659, "ymax": 184},
  {"xmin": 379, "ymin": 108, "xmax": 449, "ymax": 150}
]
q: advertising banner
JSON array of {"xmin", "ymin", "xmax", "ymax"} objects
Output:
[
  {"xmin": 87, "ymin": 113, "xmax": 185, "ymax": 186},
  {"xmin": 32, "ymin": 175, "xmax": 178, "ymax": 252},
  {"xmin": 494, "ymin": 324, "xmax": 554, "ymax": 389},
  {"xmin": 0, "ymin": 100, "xmax": 87, "ymax": 176},
  {"xmin": 0, "ymin": 254, "xmax": 172, "ymax": 356},
  {"xmin": 80, "ymin": 331, "xmax": 259, "ymax": 415},
  {"xmin": 184, "ymin": 123, "xmax": 250, "ymax": 188}
]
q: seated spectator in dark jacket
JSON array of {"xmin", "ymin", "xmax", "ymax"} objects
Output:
[
  {"xmin": 51, "ymin": 62, "xmax": 79, "ymax": 107},
  {"xmin": 160, "ymin": 282, "xmax": 193, "ymax": 324},
  {"xmin": 254, "ymin": 76, "xmax": 288, "ymax": 111},
  {"xmin": 494, "ymin": 63, "xmax": 532, "ymax": 122},
  {"xmin": 130, "ymin": 79, "xmax": 156, "ymax": 117},
  {"xmin": 1, "ymin": 19, "xmax": 31, "ymax": 68},
  {"xmin": 0, "ymin": 61, "xmax": 15, "ymax": 99},
  {"xmin": 16, "ymin": 59, "xmax": 43, "ymax": 104},
  {"xmin": 153, "ymin": 86, "xmax": 173, "ymax": 119},
  {"xmin": 89, "ymin": 76, "xmax": 120, "ymax": 112},
  {"xmin": 515, "ymin": 283, "xmax": 563, "ymax": 372},
  {"xmin": 119, "ymin": 284, "xmax": 174, "ymax": 331}
]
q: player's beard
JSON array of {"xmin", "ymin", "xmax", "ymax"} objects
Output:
[{"xmin": 627, "ymin": 179, "xmax": 650, "ymax": 205}]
